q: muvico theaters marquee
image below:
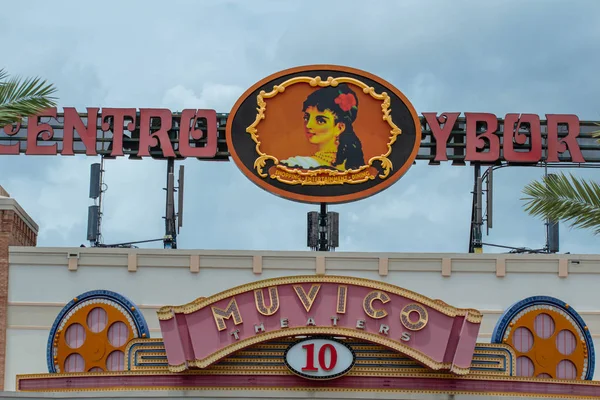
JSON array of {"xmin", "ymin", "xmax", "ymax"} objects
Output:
[{"xmin": 2, "ymin": 65, "xmax": 600, "ymax": 399}]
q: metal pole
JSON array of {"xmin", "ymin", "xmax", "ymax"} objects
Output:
[
  {"xmin": 469, "ymin": 163, "xmax": 483, "ymax": 253},
  {"xmin": 96, "ymin": 156, "xmax": 105, "ymax": 247},
  {"xmin": 164, "ymin": 158, "xmax": 177, "ymax": 249},
  {"xmin": 318, "ymin": 202, "xmax": 328, "ymax": 251}
]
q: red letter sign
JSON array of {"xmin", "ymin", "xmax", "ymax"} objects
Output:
[
  {"xmin": 138, "ymin": 108, "xmax": 176, "ymax": 158},
  {"xmin": 63, "ymin": 107, "xmax": 99, "ymax": 156},
  {"xmin": 423, "ymin": 112, "xmax": 460, "ymax": 162},
  {"xmin": 302, "ymin": 342, "xmax": 338, "ymax": 372},
  {"xmin": 179, "ymin": 109, "xmax": 218, "ymax": 158},
  {"xmin": 318, "ymin": 343, "xmax": 337, "ymax": 371},
  {"xmin": 503, "ymin": 114, "xmax": 542, "ymax": 163},
  {"xmin": 25, "ymin": 108, "xmax": 58, "ymax": 155},
  {"xmin": 301, "ymin": 343, "xmax": 318, "ymax": 371},
  {"xmin": 284, "ymin": 338, "xmax": 354, "ymax": 379},
  {"xmin": 0, "ymin": 123, "xmax": 20, "ymax": 155},
  {"xmin": 465, "ymin": 113, "xmax": 500, "ymax": 162},
  {"xmin": 546, "ymin": 114, "xmax": 585, "ymax": 163},
  {"xmin": 101, "ymin": 108, "xmax": 137, "ymax": 157}
]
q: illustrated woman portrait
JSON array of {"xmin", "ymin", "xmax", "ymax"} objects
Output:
[{"xmin": 281, "ymin": 84, "xmax": 365, "ymax": 171}]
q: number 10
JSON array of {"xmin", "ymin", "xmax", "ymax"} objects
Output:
[{"xmin": 301, "ymin": 343, "xmax": 338, "ymax": 372}]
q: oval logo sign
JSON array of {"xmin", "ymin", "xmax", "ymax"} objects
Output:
[
  {"xmin": 226, "ymin": 65, "xmax": 422, "ymax": 204},
  {"xmin": 284, "ymin": 337, "xmax": 355, "ymax": 380}
]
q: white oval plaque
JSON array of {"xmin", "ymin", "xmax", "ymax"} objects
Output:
[{"xmin": 284, "ymin": 337, "xmax": 355, "ymax": 380}]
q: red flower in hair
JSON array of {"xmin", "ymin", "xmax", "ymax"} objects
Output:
[{"xmin": 334, "ymin": 93, "xmax": 357, "ymax": 112}]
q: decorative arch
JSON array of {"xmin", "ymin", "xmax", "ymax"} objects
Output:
[
  {"xmin": 492, "ymin": 295, "xmax": 594, "ymax": 380},
  {"xmin": 157, "ymin": 275, "xmax": 482, "ymax": 375},
  {"xmin": 46, "ymin": 290, "xmax": 150, "ymax": 373}
]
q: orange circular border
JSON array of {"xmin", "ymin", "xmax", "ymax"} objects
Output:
[{"xmin": 225, "ymin": 64, "xmax": 422, "ymax": 204}]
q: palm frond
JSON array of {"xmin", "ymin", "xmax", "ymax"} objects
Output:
[
  {"xmin": 0, "ymin": 69, "xmax": 57, "ymax": 126},
  {"xmin": 521, "ymin": 172, "xmax": 600, "ymax": 235},
  {"xmin": 592, "ymin": 121, "xmax": 600, "ymax": 144}
]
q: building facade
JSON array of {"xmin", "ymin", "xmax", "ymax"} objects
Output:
[{"xmin": 1, "ymin": 188, "xmax": 600, "ymax": 399}]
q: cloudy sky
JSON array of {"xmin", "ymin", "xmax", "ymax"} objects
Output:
[{"xmin": 1, "ymin": 0, "xmax": 599, "ymax": 254}]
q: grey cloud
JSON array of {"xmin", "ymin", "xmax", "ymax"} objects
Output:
[{"xmin": 0, "ymin": 0, "xmax": 599, "ymax": 254}]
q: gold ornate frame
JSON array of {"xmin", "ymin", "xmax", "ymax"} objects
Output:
[
  {"xmin": 157, "ymin": 275, "xmax": 483, "ymax": 322},
  {"xmin": 246, "ymin": 76, "xmax": 402, "ymax": 185}
]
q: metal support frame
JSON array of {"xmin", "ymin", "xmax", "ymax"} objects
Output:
[
  {"xmin": 470, "ymin": 162, "xmax": 600, "ymax": 253},
  {"xmin": 318, "ymin": 203, "xmax": 328, "ymax": 251},
  {"xmin": 6, "ymin": 112, "xmax": 597, "ymax": 251},
  {"xmin": 163, "ymin": 158, "xmax": 177, "ymax": 249},
  {"xmin": 469, "ymin": 164, "xmax": 483, "ymax": 253},
  {"xmin": 307, "ymin": 203, "xmax": 339, "ymax": 252}
]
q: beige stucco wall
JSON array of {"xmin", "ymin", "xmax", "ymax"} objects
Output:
[{"xmin": 5, "ymin": 247, "xmax": 600, "ymax": 391}]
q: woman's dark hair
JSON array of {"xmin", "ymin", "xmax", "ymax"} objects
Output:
[{"xmin": 302, "ymin": 83, "xmax": 365, "ymax": 169}]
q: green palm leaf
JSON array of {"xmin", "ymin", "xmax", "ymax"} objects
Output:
[
  {"xmin": 522, "ymin": 172, "xmax": 600, "ymax": 235},
  {"xmin": 0, "ymin": 68, "xmax": 57, "ymax": 126}
]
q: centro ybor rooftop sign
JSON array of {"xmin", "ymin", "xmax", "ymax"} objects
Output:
[{"xmin": 2, "ymin": 64, "xmax": 597, "ymax": 204}]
